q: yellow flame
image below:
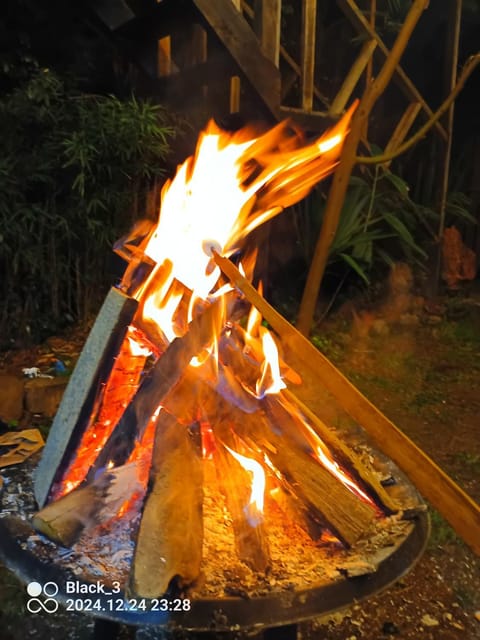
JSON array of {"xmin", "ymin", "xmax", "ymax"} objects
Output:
[
  {"xmin": 226, "ymin": 445, "xmax": 266, "ymax": 513},
  {"xmin": 256, "ymin": 328, "xmax": 286, "ymax": 397}
]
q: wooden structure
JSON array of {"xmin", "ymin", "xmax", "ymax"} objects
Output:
[{"xmin": 93, "ymin": 0, "xmax": 447, "ymax": 143}]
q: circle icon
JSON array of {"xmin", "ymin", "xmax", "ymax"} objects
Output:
[
  {"xmin": 26, "ymin": 582, "xmax": 42, "ymax": 598},
  {"xmin": 43, "ymin": 582, "xmax": 59, "ymax": 597}
]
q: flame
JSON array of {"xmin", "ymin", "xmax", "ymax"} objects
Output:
[
  {"xmin": 256, "ymin": 328, "xmax": 286, "ymax": 397},
  {"xmin": 126, "ymin": 104, "xmax": 355, "ymax": 344},
  {"xmin": 226, "ymin": 445, "xmax": 266, "ymax": 516}
]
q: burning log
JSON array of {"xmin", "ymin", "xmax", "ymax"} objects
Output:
[
  {"xmin": 212, "ymin": 437, "xmax": 271, "ymax": 573},
  {"xmin": 35, "ymin": 287, "xmax": 138, "ymax": 507},
  {"xmin": 32, "ymin": 464, "xmax": 141, "ymax": 546},
  {"xmin": 129, "ymin": 413, "xmax": 203, "ymax": 598},
  {"xmin": 89, "ymin": 299, "xmax": 221, "ymax": 474}
]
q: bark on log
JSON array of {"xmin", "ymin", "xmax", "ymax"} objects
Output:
[{"xmin": 129, "ymin": 414, "xmax": 204, "ymax": 598}]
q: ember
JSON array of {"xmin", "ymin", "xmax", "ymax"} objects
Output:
[{"xmin": 34, "ymin": 104, "xmax": 402, "ymax": 599}]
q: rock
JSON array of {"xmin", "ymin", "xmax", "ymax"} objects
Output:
[
  {"xmin": 24, "ymin": 377, "xmax": 69, "ymax": 417},
  {"xmin": 421, "ymin": 614, "xmax": 439, "ymax": 627},
  {"xmin": 0, "ymin": 374, "xmax": 24, "ymax": 422}
]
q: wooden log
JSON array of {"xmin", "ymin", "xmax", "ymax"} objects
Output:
[
  {"xmin": 89, "ymin": 300, "xmax": 220, "ymax": 474},
  {"xmin": 212, "ymin": 252, "xmax": 480, "ymax": 556},
  {"xmin": 213, "ymin": 439, "xmax": 271, "ymax": 572},
  {"xmin": 35, "ymin": 287, "xmax": 138, "ymax": 508},
  {"xmin": 33, "ymin": 464, "xmax": 141, "ymax": 546},
  {"xmin": 129, "ymin": 414, "xmax": 203, "ymax": 598},
  {"xmin": 53, "ymin": 326, "xmax": 155, "ymax": 501},
  {"xmin": 209, "ymin": 393, "xmax": 375, "ymax": 547}
]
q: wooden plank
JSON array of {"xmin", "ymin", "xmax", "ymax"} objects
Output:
[
  {"xmin": 230, "ymin": 76, "xmax": 241, "ymax": 113},
  {"xmin": 157, "ymin": 35, "xmax": 172, "ymax": 77},
  {"xmin": 130, "ymin": 415, "xmax": 203, "ymax": 598},
  {"xmin": 383, "ymin": 102, "xmax": 422, "ymax": 168},
  {"xmin": 254, "ymin": 0, "xmax": 281, "ymax": 66},
  {"xmin": 301, "ymin": 0, "xmax": 317, "ymax": 111},
  {"xmin": 212, "ymin": 252, "xmax": 480, "ymax": 556},
  {"xmin": 192, "ymin": 0, "xmax": 281, "ymax": 117},
  {"xmin": 336, "ymin": 0, "xmax": 448, "ymax": 141},
  {"xmin": 34, "ymin": 288, "xmax": 138, "ymax": 507},
  {"xmin": 329, "ymin": 39, "xmax": 377, "ymax": 117}
]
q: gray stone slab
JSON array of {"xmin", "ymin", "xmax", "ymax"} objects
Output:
[{"xmin": 34, "ymin": 288, "xmax": 138, "ymax": 507}]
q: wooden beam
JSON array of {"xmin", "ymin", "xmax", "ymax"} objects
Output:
[
  {"xmin": 212, "ymin": 252, "xmax": 480, "ymax": 557},
  {"xmin": 157, "ymin": 35, "xmax": 172, "ymax": 77},
  {"xmin": 254, "ymin": 0, "xmax": 281, "ymax": 66},
  {"xmin": 192, "ymin": 0, "xmax": 280, "ymax": 117},
  {"xmin": 383, "ymin": 102, "xmax": 422, "ymax": 168},
  {"xmin": 336, "ymin": 0, "xmax": 448, "ymax": 141},
  {"xmin": 329, "ymin": 39, "xmax": 377, "ymax": 117},
  {"xmin": 230, "ymin": 75, "xmax": 241, "ymax": 112},
  {"xmin": 301, "ymin": 0, "xmax": 317, "ymax": 111}
]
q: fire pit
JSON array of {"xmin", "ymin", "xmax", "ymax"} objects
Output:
[{"xmin": 0, "ymin": 108, "xmax": 430, "ymax": 637}]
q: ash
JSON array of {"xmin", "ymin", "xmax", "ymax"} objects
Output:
[{"xmin": 0, "ymin": 447, "xmax": 424, "ymax": 599}]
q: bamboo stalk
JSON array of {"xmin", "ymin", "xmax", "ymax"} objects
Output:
[
  {"xmin": 297, "ymin": 0, "xmax": 430, "ymax": 336},
  {"xmin": 329, "ymin": 39, "xmax": 377, "ymax": 117},
  {"xmin": 212, "ymin": 251, "xmax": 480, "ymax": 556}
]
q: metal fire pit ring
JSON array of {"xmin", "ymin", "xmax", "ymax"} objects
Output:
[{"xmin": 0, "ymin": 509, "xmax": 429, "ymax": 633}]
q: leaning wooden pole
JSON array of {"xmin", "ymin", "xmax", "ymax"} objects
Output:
[
  {"xmin": 213, "ymin": 251, "xmax": 480, "ymax": 557},
  {"xmin": 296, "ymin": 0, "xmax": 430, "ymax": 336}
]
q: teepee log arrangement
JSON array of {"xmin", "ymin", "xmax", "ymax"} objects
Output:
[{"xmin": 34, "ymin": 105, "xmax": 403, "ymax": 598}]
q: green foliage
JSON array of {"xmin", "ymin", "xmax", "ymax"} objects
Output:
[
  {"xmin": 294, "ymin": 164, "xmax": 430, "ymax": 288},
  {"xmin": 0, "ymin": 65, "xmax": 175, "ymax": 344}
]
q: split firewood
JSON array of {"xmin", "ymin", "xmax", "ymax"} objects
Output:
[
  {"xmin": 209, "ymin": 425, "xmax": 271, "ymax": 572},
  {"xmin": 35, "ymin": 287, "xmax": 139, "ymax": 507},
  {"xmin": 89, "ymin": 299, "xmax": 221, "ymax": 474},
  {"xmin": 32, "ymin": 464, "xmax": 142, "ymax": 546},
  {"xmin": 212, "ymin": 395, "xmax": 376, "ymax": 547},
  {"xmin": 271, "ymin": 390, "xmax": 398, "ymax": 514},
  {"xmin": 129, "ymin": 413, "xmax": 204, "ymax": 598}
]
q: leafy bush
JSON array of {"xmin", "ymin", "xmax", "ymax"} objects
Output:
[{"xmin": 0, "ymin": 66, "xmax": 175, "ymax": 344}]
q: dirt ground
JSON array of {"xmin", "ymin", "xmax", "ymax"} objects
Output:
[{"xmin": 0, "ymin": 295, "xmax": 479, "ymax": 640}]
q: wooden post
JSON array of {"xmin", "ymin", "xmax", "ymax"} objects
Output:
[
  {"xmin": 254, "ymin": 0, "xmax": 281, "ymax": 66},
  {"xmin": 329, "ymin": 39, "xmax": 377, "ymax": 117},
  {"xmin": 301, "ymin": 0, "xmax": 317, "ymax": 111},
  {"xmin": 212, "ymin": 252, "xmax": 480, "ymax": 557},
  {"xmin": 297, "ymin": 0, "xmax": 430, "ymax": 336},
  {"xmin": 157, "ymin": 36, "xmax": 172, "ymax": 77},
  {"xmin": 434, "ymin": 0, "xmax": 462, "ymax": 293}
]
